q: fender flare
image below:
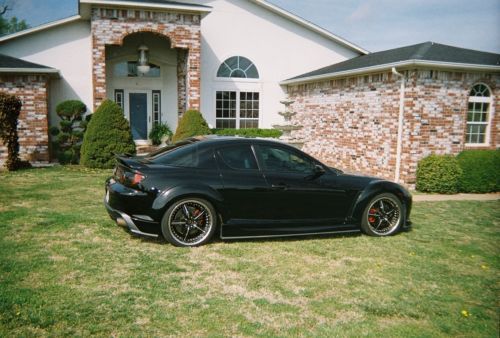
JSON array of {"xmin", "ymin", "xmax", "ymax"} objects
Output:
[
  {"xmin": 152, "ymin": 185, "xmax": 226, "ymax": 219},
  {"xmin": 350, "ymin": 181, "xmax": 409, "ymax": 224}
]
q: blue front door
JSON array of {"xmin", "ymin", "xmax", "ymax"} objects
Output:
[{"xmin": 129, "ymin": 93, "xmax": 148, "ymax": 140}]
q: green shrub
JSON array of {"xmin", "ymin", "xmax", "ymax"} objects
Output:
[
  {"xmin": 81, "ymin": 100, "xmax": 136, "ymax": 169},
  {"xmin": 0, "ymin": 93, "xmax": 30, "ymax": 170},
  {"xmin": 149, "ymin": 122, "xmax": 172, "ymax": 145},
  {"xmin": 416, "ymin": 154, "xmax": 462, "ymax": 194},
  {"xmin": 172, "ymin": 110, "xmax": 211, "ymax": 142},
  {"xmin": 50, "ymin": 100, "xmax": 88, "ymax": 164},
  {"xmin": 457, "ymin": 150, "xmax": 500, "ymax": 193},
  {"xmin": 211, "ymin": 128, "xmax": 283, "ymax": 138}
]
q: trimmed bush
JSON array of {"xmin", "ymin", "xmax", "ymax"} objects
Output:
[
  {"xmin": 416, "ymin": 154, "xmax": 462, "ymax": 194},
  {"xmin": 211, "ymin": 128, "xmax": 283, "ymax": 138},
  {"xmin": 172, "ymin": 110, "xmax": 211, "ymax": 142},
  {"xmin": 457, "ymin": 150, "xmax": 500, "ymax": 193},
  {"xmin": 50, "ymin": 100, "xmax": 88, "ymax": 164},
  {"xmin": 81, "ymin": 100, "xmax": 136, "ymax": 168},
  {"xmin": 0, "ymin": 93, "xmax": 30, "ymax": 170}
]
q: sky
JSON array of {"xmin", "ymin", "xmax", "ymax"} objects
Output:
[{"xmin": 3, "ymin": 0, "xmax": 500, "ymax": 53}]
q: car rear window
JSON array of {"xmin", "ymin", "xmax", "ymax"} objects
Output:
[{"xmin": 148, "ymin": 142, "xmax": 216, "ymax": 168}]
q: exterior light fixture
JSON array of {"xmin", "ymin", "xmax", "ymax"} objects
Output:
[{"xmin": 137, "ymin": 45, "xmax": 150, "ymax": 74}]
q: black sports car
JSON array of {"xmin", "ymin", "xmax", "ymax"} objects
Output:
[{"xmin": 104, "ymin": 136, "xmax": 412, "ymax": 246}]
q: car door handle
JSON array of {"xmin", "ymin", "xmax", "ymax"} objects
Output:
[{"xmin": 271, "ymin": 184, "xmax": 288, "ymax": 190}]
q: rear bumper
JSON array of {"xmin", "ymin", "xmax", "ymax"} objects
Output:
[
  {"xmin": 104, "ymin": 199, "xmax": 160, "ymax": 238},
  {"xmin": 104, "ymin": 177, "xmax": 161, "ymax": 237}
]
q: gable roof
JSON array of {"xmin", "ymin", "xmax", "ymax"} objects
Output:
[
  {"xmin": 0, "ymin": 53, "xmax": 59, "ymax": 76},
  {"xmin": 250, "ymin": 0, "xmax": 368, "ymax": 55},
  {"xmin": 0, "ymin": 15, "xmax": 82, "ymax": 43},
  {"xmin": 282, "ymin": 41, "xmax": 500, "ymax": 85}
]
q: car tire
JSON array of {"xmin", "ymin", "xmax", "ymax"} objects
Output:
[
  {"xmin": 361, "ymin": 193, "xmax": 404, "ymax": 236},
  {"xmin": 161, "ymin": 198, "xmax": 217, "ymax": 247}
]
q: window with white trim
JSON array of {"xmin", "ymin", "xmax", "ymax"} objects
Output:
[
  {"xmin": 114, "ymin": 89, "xmax": 124, "ymax": 110},
  {"xmin": 152, "ymin": 90, "xmax": 161, "ymax": 124},
  {"xmin": 216, "ymin": 91, "xmax": 259, "ymax": 129},
  {"xmin": 466, "ymin": 84, "xmax": 491, "ymax": 144}
]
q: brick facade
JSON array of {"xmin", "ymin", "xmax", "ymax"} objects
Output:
[
  {"xmin": 0, "ymin": 75, "xmax": 50, "ymax": 166},
  {"xmin": 287, "ymin": 69, "xmax": 499, "ymax": 187},
  {"xmin": 90, "ymin": 7, "xmax": 201, "ymax": 112}
]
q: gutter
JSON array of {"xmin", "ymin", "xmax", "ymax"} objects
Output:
[
  {"xmin": 391, "ymin": 67, "xmax": 405, "ymax": 183},
  {"xmin": 0, "ymin": 68, "xmax": 60, "ymax": 78},
  {"xmin": 280, "ymin": 60, "xmax": 500, "ymax": 85},
  {"xmin": 79, "ymin": 0, "xmax": 212, "ymax": 13}
]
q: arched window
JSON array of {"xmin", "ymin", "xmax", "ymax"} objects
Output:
[
  {"xmin": 217, "ymin": 56, "xmax": 259, "ymax": 79},
  {"xmin": 466, "ymin": 84, "xmax": 491, "ymax": 144}
]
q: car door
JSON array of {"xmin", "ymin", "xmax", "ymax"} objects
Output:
[
  {"xmin": 215, "ymin": 143, "xmax": 270, "ymax": 226},
  {"xmin": 255, "ymin": 144, "xmax": 351, "ymax": 226}
]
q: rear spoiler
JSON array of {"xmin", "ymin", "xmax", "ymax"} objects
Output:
[{"xmin": 114, "ymin": 154, "xmax": 147, "ymax": 170}]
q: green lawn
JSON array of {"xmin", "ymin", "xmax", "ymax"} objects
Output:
[{"xmin": 0, "ymin": 166, "xmax": 498, "ymax": 337}]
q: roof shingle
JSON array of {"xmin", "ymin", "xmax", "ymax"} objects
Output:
[{"xmin": 287, "ymin": 42, "xmax": 500, "ymax": 82}]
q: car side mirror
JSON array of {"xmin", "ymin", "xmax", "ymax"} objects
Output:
[{"xmin": 306, "ymin": 164, "xmax": 326, "ymax": 180}]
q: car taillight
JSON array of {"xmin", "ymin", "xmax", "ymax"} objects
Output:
[{"xmin": 131, "ymin": 173, "xmax": 145, "ymax": 186}]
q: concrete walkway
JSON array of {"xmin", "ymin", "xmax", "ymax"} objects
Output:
[{"xmin": 412, "ymin": 192, "xmax": 500, "ymax": 202}]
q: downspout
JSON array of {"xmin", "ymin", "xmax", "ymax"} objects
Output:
[{"xmin": 391, "ymin": 67, "xmax": 405, "ymax": 183}]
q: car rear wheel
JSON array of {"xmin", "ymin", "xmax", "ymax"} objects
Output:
[
  {"xmin": 161, "ymin": 198, "xmax": 217, "ymax": 247},
  {"xmin": 361, "ymin": 193, "xmax": 403, "ymax": 236}
]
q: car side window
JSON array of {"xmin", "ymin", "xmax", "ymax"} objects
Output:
[
  {"xmin": 258, "ymin": 145, "xmax": 316, "ymax": 174},
  {"xmin": 218, "ymin": 145, "xmax": 258, "ymax": 170},
  {"xmin": 151, "ymin": 143, "xmax": 216, "ymax": 169}
]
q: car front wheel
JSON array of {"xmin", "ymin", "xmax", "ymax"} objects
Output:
[
  {"xmin": 361, "ymin": 193, "xmax": 403, "ymax": 236},
  {"xmin": 161, "ymin": 198, "xmax": 217, "ymax": 247}
]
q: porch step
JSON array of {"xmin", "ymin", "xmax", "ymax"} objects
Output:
[{"xmin": 136, "ymin": 144, "xmax": 161, "ymax": 155}]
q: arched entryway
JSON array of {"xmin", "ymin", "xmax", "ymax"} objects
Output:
[{"xmin": 90, "ymin": 6, "xmax": 202, "ymax": 142}]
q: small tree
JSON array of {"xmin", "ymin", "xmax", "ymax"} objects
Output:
[
  {"xmin": 172, "ymin": 110, "xmax": 211, "ymax": 142},
  {"xmin": 0, "ymin": 92, "xmax": 30, "ymax": 170},
  {"xmin": 49, "ymin": 100, "xmax": 88, "ymax": 164},
  {"xmin": 81, "ymin": 100, "xmax": 136, "ymax": 168}
]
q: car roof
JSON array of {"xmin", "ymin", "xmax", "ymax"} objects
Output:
[{"xmin": 191, "ymin": 135, "xmax": 289, "ymax": 147}]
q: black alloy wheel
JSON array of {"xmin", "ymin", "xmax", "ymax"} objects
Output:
[
  {"xmin": 361, "ymin": 193, "xmax": 403, "ymax": 236},
  {"xmin": 162, "ymin": 198, "xmax": 217, "ymax": 247}
]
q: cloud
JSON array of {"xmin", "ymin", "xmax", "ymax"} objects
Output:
[{"xmin": 348, "ymin": 2, "xmax": 372, "ymax": 22}]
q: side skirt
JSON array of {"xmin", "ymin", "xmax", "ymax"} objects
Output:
[{"xmin": 220, "ymin": 227, "xmax": 360, "ymax": 240}]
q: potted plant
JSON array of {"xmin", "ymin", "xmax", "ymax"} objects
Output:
[{"xmin": 149, "ymin": 122, "xmax": 173, "ymax": 146}]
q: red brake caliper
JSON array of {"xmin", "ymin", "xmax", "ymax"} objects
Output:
[{"xmin": 368, "ymin": 208, "xmax": 377, "ymax": 224}]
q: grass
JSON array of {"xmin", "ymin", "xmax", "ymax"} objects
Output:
[{"xmin": 0, "ymin": 166, "xmax": 498, "ymax": 337}]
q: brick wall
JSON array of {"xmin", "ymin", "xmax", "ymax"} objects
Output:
[
  {"xmin": 0, "ymin": 74, "xmax": 50, "ymax": 166},
  {"xmin": 287, "ymin": 69, "xmax": 499, "ymax": 187},
  {"xmin": 90, "ymin": 7, "xmax": 201, "ymax": 112}
]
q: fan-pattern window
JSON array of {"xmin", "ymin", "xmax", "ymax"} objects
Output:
[
  {"xmin": 217, "ymin": 56, "xmax": 259, "ymax": 79},
  {"xmin": 466, "ymin": 84, "xmax": 491, "ymax": 144}
]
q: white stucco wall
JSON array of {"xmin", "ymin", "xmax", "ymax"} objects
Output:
[
  {"xmin": 193, "ymin": 0, "xmax": 361, "ymax": 128},
  {"xmin": 0, "ymin": 20, "xmax": 92, "ymax": 126}
]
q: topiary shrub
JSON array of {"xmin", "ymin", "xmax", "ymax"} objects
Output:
[
  {"xmin": 211, "ymin": 128, "xmax": 283, "ymax": 138},
  {"xmin": 172, "ymin": 110, "xmax": 211, "ymax": 142},
  {"xmin": 0, "ymin": 93, "xmax": 31, "ymax": 170},
  {"xmin": 81, "ymin": 100, "xmax": 136, "ymax": 169},
  {"xmin": 49, "ymin": 100, "xmax": 88, "ymax": 164},
  {"xmin": 457, "ymin": 150, "xmax": 500, "ymax": 193},
  {"xmin": 416, "ymin": 154, "xmax": 462, "ymax": 194},
  {"xmin": 149, "ymin": 122, "xmax": 172, "ymax": 145}
]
